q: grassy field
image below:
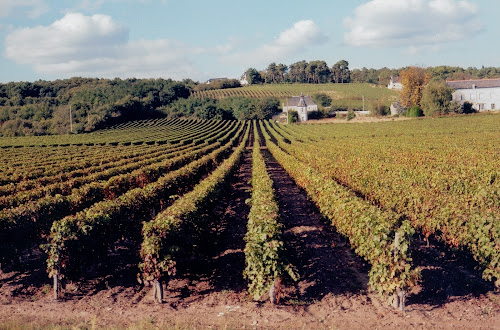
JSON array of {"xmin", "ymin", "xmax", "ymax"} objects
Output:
[{"xmin": 191, "ymin": 83, "xmax": 399, "ymax": 110}]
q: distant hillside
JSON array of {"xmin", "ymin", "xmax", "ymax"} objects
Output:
[
  {"xmin": 191, "ymin": 83, "xmax": 399, "ymax": 111},
  {"xmin": 0, "ymin": 78, "xmax": 190, "ymax": 137}
]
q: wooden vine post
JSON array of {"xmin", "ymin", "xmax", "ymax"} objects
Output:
[
  {"xmin": 152, "ymin": 280, "xmax": 163, "ymax": 304},
  {"xmin": 53, "ymin": 273, "xmax": 60, "ymax": 301},
  {"xmin": 269, "ymin": 277, "xmax": 282, "ymax": 305},
  {"xmin": 392, "ymin": 232, "xmax": 406, "ymax": 311}
]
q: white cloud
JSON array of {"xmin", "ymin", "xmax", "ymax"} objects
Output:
[
  {"xmin": 4, "ymin": 13, "xmax": 216, "ymax": 80},
  {"xmin": 6, "ymin": 13, "xmax": 128, "ymax": 65},
  {"xmin": 0, "ymin": 0, "xmax": 48, "ymax": 18},
  {"xmin": 224, "ymin": 20, "xmax": 327, "ymax": 67},
  {"xmin": 3, "ymin": 15, "xmax": 326, "ymax": 81},
  {"xmin": 344, "ymin": 0, "xmax": 482, "ymax": 49}
]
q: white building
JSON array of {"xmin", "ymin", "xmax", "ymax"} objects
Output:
[
  {"xmin": 388, "ymin": 76, "xmax": 403, "ymax": 90},
  {"xmin": 205, "ymin": 77, "xmax": 227, "ymax": 84},
  {"xmin": 390, "ymin": 102, "xmax": 406, "ymax": 116},
  {"xmin": 282, "ymin": 94, "xmax": 318, "ymax": 122},
  {"xmin": 239, "ymin": 72, "xmax": 248, "ymax": 86},
  {"xmin": 446, "ymin": 79, "xmax": 500, "ymax": 111}
]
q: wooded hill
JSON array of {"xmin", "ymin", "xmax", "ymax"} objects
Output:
[
  {"xmin": 0, "ymin": 78, "xmax": 189, "ymax": 137},
  {"xmin": 2, "ymin": 64, "xmax": 500, "ymax": 136}
]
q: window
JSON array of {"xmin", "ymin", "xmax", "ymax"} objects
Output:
[
  {"xmin": 478, "ymin": 103, "xmax": 485, "ymax": 110},
  {"xmin": 492, "ymin": 104, "xmax": 496, "ymax": 109},
  {"xmin": 470, "ymin": 94, "xmax": 475, "ymax": 100}
]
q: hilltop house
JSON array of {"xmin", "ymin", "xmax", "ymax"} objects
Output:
[
  {"xmin": 282, "ymin": 94, "xmax": 318, "ymax": 122},
  {"xmin": 205, "ymin": 77, "xmax": 227, "ymax": 84},
  {"xmin": 446, "ymin": 78, "xmax": 500, "ymax": 111},
  {"xmin": 239, "ymin": 72, "xmax": 248, "ymax": 86},
  {"xmin": 387, "ymin": 76, "xmax": 403, "ymax": 90}
]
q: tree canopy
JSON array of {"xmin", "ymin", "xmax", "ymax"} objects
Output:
[
  {"xmin": 246, "ymin": 62, "xmax": 500, "ymax": 86},
  {"xmin": 162, "ymin": 96, "xmax": 280, "ymax": 121},
  {"xmin": 420, "ymin": 82, "xmax": 454, "ymax": 116},
  {"xmin": 0, "ymin": 78, "xmax": 190, "ymax": 136},
  {"xmin": 399, "ymin": 67, "xmax": 430, "ymax": 108}
]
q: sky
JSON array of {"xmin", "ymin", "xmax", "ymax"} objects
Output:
[{"xmin": 0, "ymin": 0, "xmax": 498, "ymax": 83}]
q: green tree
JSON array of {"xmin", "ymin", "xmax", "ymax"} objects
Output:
[
  {"xmin": 265, "ymin": 63, "xmax": 278, "ymax": 83},
  {"xmin": 406, "ymin": 105, "xmax": 424, "ymax": 117},
  {"xmin": 346, "ymin": 109, "xmax": 355, "ymax": 121},
  {"xmin": 371, "ymin": 102, "xmax": 389, "ymax": 116},
  {"xmin": 288, "ymin": 110, "xmax": 298, "ymax": 123},
  {"xmin": 377, "ymin": 67, "xmax": 398, "ymax": 86},
  {"xmin": 331, "ymin": 60, "xmax": 350, "ymax": 83},
  {"xmin": 420, "ymin": 82, "xmax": 453, "ymax": 116},
  {"xmin": 312, "ymin": 93, "xmax": 332, "ymax": 107},
  {"xmin": 305, "ymin": 61, "xmax": 318, "ymax": 83},
  {"xmin": 306, "ymin": 60, "xmax": 330, "ymax": 83},
  {"xmin": 227, "ymin": 97, "xmax": 256, "ymax": 120},
  {"xmin": 288, "ymin": 60, "xmax": 307, "ymax": 83},
  {"xmin": 246, "ymin": 68, "xmax": 263, "ymax": 85},
  {"xmin": 255, "ymin": 97, "xmax": 280, "ymax": 119},
  {"xmin": 277, "ymin": 63, "xmax": 288, "ymax": 83}
]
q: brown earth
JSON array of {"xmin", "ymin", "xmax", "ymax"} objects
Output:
[{"xmin": 0, "ymin": 139, "xmax": 499, "ymax": 329}]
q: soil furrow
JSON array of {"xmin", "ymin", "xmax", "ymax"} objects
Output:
[{"xmin": 258, "ymin": 143, "xmax": 369, "ymax": 303}]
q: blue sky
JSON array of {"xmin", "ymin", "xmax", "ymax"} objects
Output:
[{"xmin": 0, "ymin": 0, "xmax": 498, "ymax": 83}]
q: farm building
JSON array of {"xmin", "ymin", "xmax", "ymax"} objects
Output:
[
  {"xmin": 387, "ymin": 76, "xmax": 403, "ymax": 90},
  {"xmin": 446, "ymin": 78, "xmax": 500, "ymax": 111},
  {"xmin": 390, "ymin": 102, "xmax": 405, "ymax": 116},
  {"xmin": 282, "ymin": 94, "xmax": 318, "ymax": 122},
  {"xmin": 205, "ymin": 77, "xmax": 227, "ymax": 84},
  {"xmin": 239, "ymin": 72, "xmax": 249, "ymax": 85}
]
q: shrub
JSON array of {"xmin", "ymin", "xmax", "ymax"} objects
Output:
[
  {"xmin": 421, "ymin": 82, "xmax": 453, "ymax": 116},
  {"xmin": 462, "ymin": 101, "xmax": 476, "ymax": 114},
  {"xmin": 312, "ymin": 93, "xmax": 332, "ymax": 107},
  {"xmin": 347, "ymin": 109, "xmax": 356, "ymax": 121},
  {"xmin": 406, "ymin": 106, "xmax": 423, "ymax": 117},
  {"xmin": 307, "ymin": 110, "xmax": 324, "ymax": 120},
  {"xmin": 288, "ymin": 110, "xmax": 298, "ymax": 123},
  {"xmin": 371, "ymin": 103, "xmax": 390, "ymax": 116}
]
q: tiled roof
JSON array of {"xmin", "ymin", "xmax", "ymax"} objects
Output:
[
  {"xmin": 390, "ymin": 75, "xmax": 400, "ymax": 83},
  {"xmin": 286, "ymin": 95, "xmax": 316, "ymax": 107},
  {"xmin": 446, "ymin": 78, "xmax": 500, "ymax": 89}
]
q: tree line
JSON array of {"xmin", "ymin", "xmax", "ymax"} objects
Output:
[
  {"xmin": 160, "ymin": 96, "xmax": 280, "ymax": 121},
  {"xmin": 0, "ymin": 78, "xmax": 190, "ymax": 136},
  {"xmin": 245, "ymin": 61, "xmax": 500, "ymax": 86},
  {"xmin": 246, "ymin": 60, "xmax": 351, "ymax": 85},
  {"xmin": 0, "ymin": 76, "xmax": 282, "ymax": 136}
]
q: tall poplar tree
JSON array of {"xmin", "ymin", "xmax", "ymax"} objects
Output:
[{"xmin": 399, "ymin": 67, "xmax": 430, "ymax": 108}]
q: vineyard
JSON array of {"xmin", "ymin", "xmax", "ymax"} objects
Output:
[
  {"xmin": 190, "ymin": 83, "xmax": 399, "ymax": 110},
  {"xmin": 0, "ymin": 114, "xmax": 499, "ymax": 327}
]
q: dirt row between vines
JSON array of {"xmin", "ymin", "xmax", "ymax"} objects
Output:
[{"xmin": 0, "ymin": 131, "xmax": 499, "ymax": 328}]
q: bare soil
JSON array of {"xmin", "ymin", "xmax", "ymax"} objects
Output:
[{"xmin": 1, "ymin": 140, "xmax": 499, "ymax": 329}]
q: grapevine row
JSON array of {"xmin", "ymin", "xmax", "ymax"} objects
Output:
[
  {"xmin": 137, "ymin": 122, "xmax": 250, "ymax": 302},
  {"xmin": 261, "ymin": 120, "xmax": 417, "ymax": 309},
  {"xmin": 243, "ymin": 121, "xmax": 297, "ymax": 303},
  {"xmin": 0, "ymin": 122, "xmax": 243, "ymax": 263},
  {"xmin": 0, "ymin": 121, "xmax": 238, "ymax": 206},
  {"xmin": 275, "ymin": 120, "xmax": 500, "ymax": 285},
  {"xmin": 45, "ymin": 122, "xmax": 248, "ymax": 297}
]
